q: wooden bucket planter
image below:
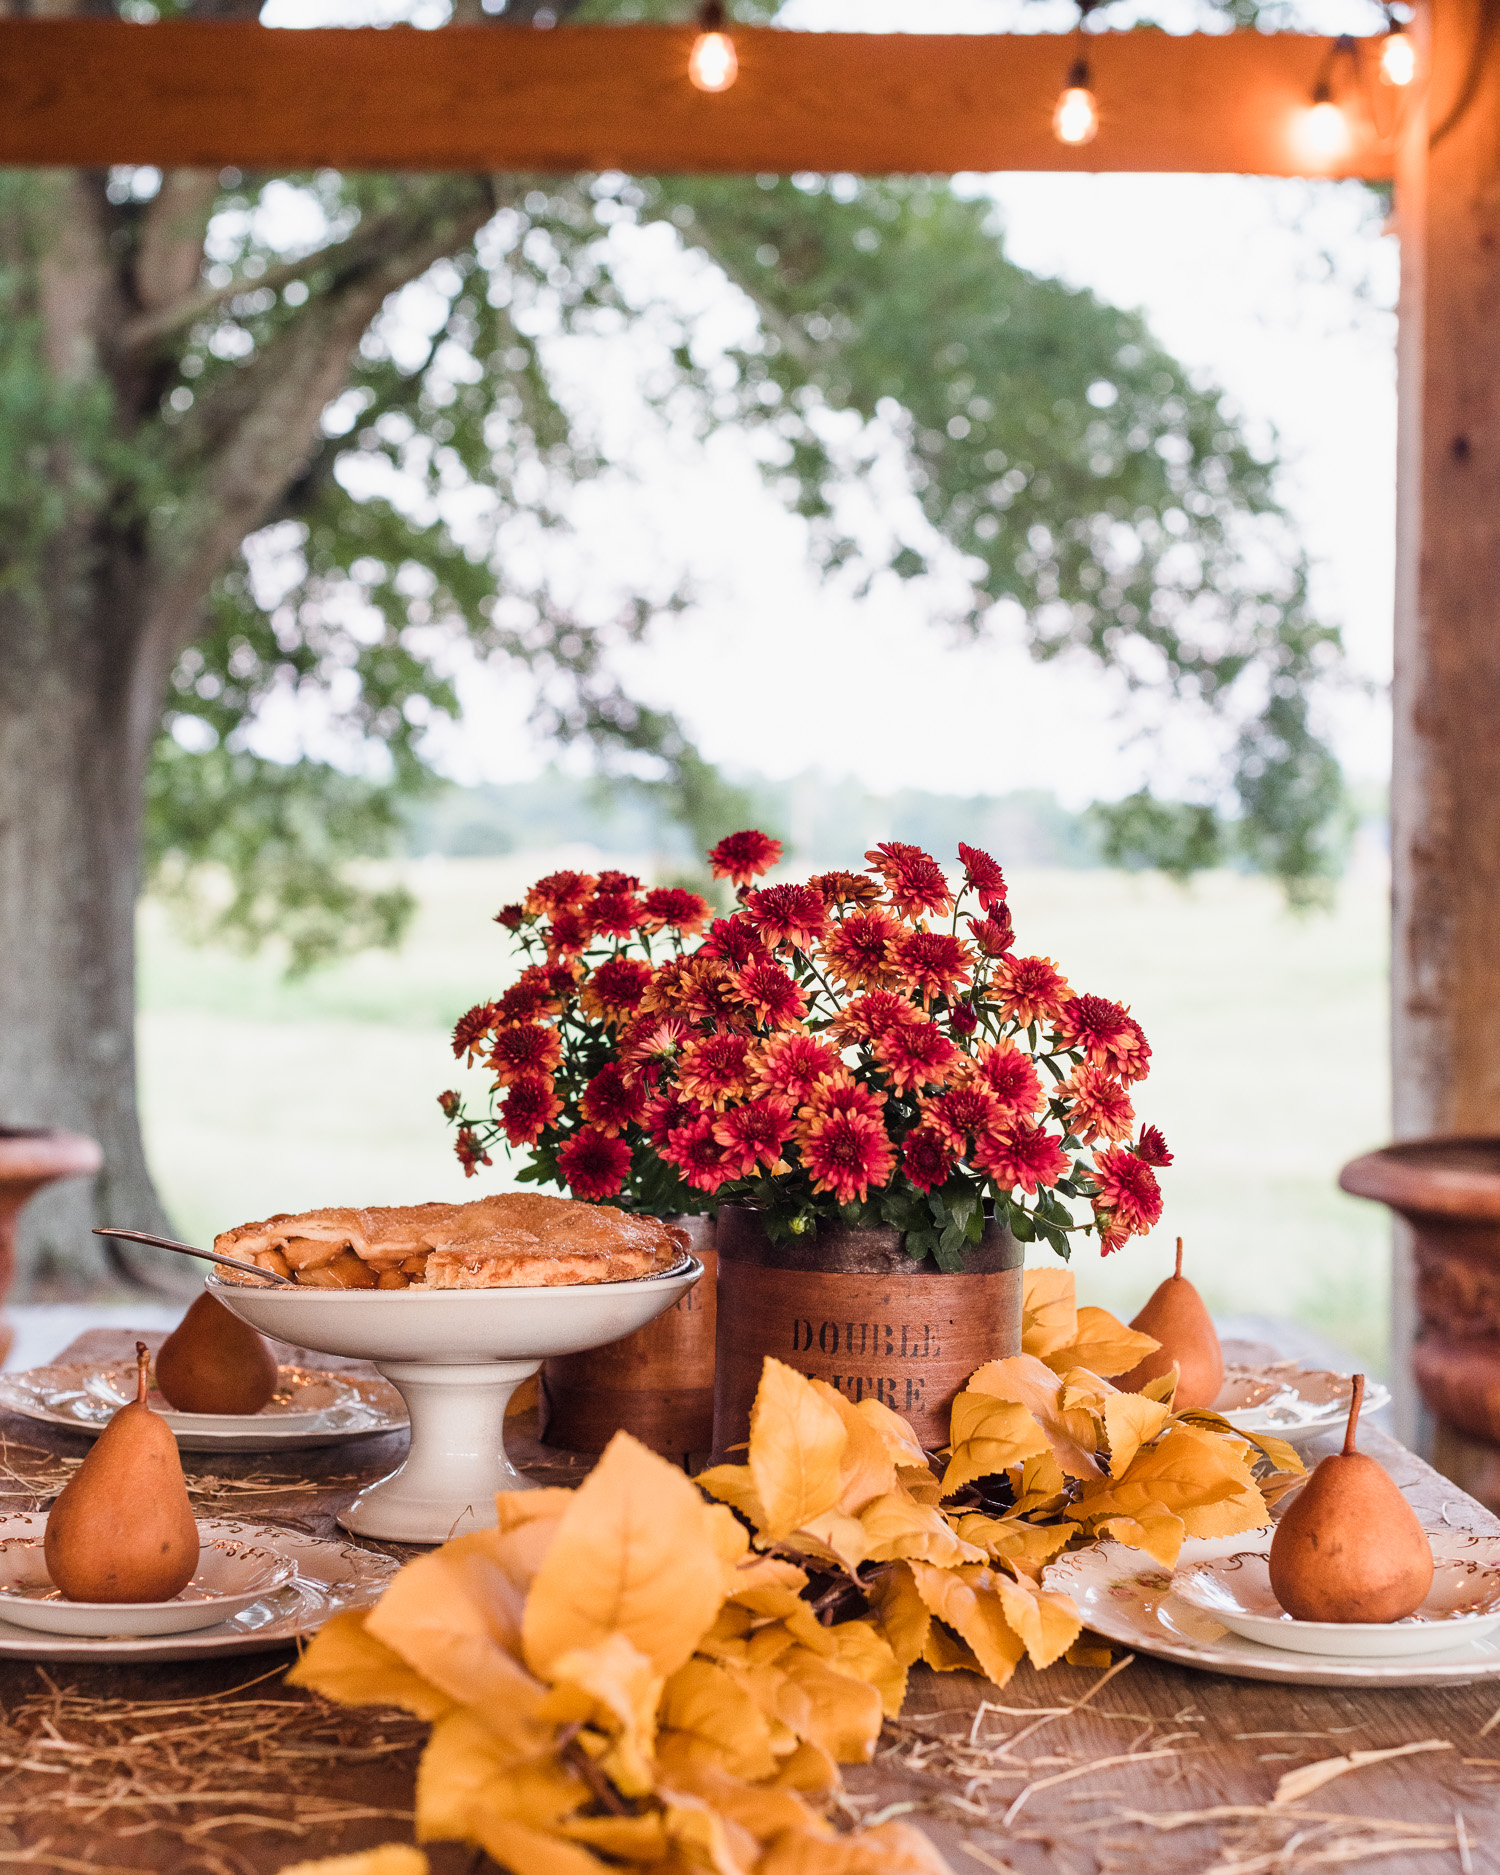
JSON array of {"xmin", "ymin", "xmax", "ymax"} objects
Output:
[
  {"xmin": 1341, "ymin": 1139, "xmax": 1500, "ymax": 1505},
  {"xmin": 539, "ymin": 1213, "xmax": 716, "ymax": 1462},
  {"xmin": 0, "ymin": 1129, "xmax": 102, "ymax": 1364},
  {"xmin": 711, "ymin": 1203, "xmax": 1023, "ymax": 1457}
]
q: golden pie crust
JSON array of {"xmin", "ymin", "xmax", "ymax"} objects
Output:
[{"xmin": 215, "ymin": 1192, "xmax": 688, "ymax": 1289}]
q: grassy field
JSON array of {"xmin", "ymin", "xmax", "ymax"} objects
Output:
[{"xmin": 137, "ymin": 854, "xmax": 1393, "ymax": 1369}]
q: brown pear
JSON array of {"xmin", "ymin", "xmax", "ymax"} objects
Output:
[
  {"xmin": 44, "ymin": 1343, "xmax": 200, "ymax": 1603},
  {"xmin": 1116, "ymin": 1238, "xmax": 1224, "ymax": 1410},
  {"xmin": 1269, "ymin": 1374, "xmax": 1433, "ymax": 1623},
  {"xmin": 155, "ymin": 1292, "xmax": 279, "ymax": 1416}
]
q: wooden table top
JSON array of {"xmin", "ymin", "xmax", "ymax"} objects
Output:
[{"xmin": 1, "ymin": 1329, "xmax": 1495, "ymax": 1875}]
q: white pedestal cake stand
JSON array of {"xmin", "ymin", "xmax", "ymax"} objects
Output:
[{"xmin": 209, "ymin": 1260, "xmax": 701, "ymax": 1544}]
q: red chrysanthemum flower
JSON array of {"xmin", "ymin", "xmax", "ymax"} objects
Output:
[
  {"xmin": 1093, "ymin": 1144, "xmax": 1164, "ymax": 1236},
  {"xmin": 829, "ymin": 990, "xmax": 914, "ymax": 1045},
  {"xmin": 800, "ymin": 1109, "xmax": 895, "ymax": 1205},
  {"xmin": 545, "ymin": 907, "xmax": 593, "ymax": 958},
  {"xmin": 556, "ymin": 1127, "xmax": 633, "ymax": 1201},
  {"xmin": 495, "ymin": 967, "xmax": 568, "ymax": 1029},
  {"xmin": 660, "ymin": 1115, "xmax": 738, "ymax": 1194},
  {"xmin": 894, "ymin": 929, "xmax": 974, "ymax": 1003},
  {"xmin": 988, "ymin": 955, "xmax": 1073, "ymax": 1027},
  {"xmin": 968, "ymin": 1040, "xmax": 1043, "ymax": 1119},
  {"xmin": 493, "ymin": 904, "xmax": 525, "ymax": 931},
  {"xmin": 578, "ymin": 956, "xmax": 655, "ymax": 1025},
  {"xmin": 1095, "ymin": 1212, "xmax": 1133, "ymax": 1256},
  {"xmin": 712, "ymin": 1095, "xmax": 794, "ymax": 1178},
  {"xmin": 452, "ymin": 1001, "xmax": 500, "ymax": 1063},
  {"xmin": 968, "ymin": 907, "xmax": 1016, "ymax": 957},
  {"xmin": 488, "ymin": 1021, "xmax": 563, "ymax": 1087},
  {"xmin": 822, "ymin": 909, "xmax": 903, "ymax": 990},
  {"xmin": 707, "ymin": 828, "xmax": 784, "ymax": 887},
  {"xmin": 752, "ymin": 1032, "xmax": 843, "ymax": 1104},
  {"xmin": 525, "ymin": 870, "xmax": 596, "ymax": 916},
  {"xmin": 677, "ymin": 1032, "xmax": 754, "ymax": 1109},
  {"xmin": 596, "ymin": 870, "xmax": 642, "ymax": 894},
  {"xmin": 700, "ymin": 916, "xmax": 770, "ymax": 968},
  {"xmin": 798, "ymin": 1073, "xmax": 886, "ymax": 1130},
  {"xmin": 639, "ymin": 887, "xmax": 711, "ymax": 935},
  {"xmin": 731, "ymin": 960, "xmax": 808, "ymax": 1029},
  {"xmin": 866, "ymin": 842, "xmax": 953, "ymax": 921},
  {"xmin": 922, "ymin": 1083, "xmax": 1002, "ymax": 1150},
  {"xmin": 437, "ymin": 1089, "xmax": 463, "ymax": 1121},
  {"xmin": 1113, "ymin": 1016, "xmax": 1152, "ymax": 1085},
  {"xmin": 1133, "ymin": 1124, "xmax": 1174, "ymax": 1167},
  {"xmin": 743, "ymin": 883, "xmax": 828, "ymax": 953},
  {"xmin": 957, "ymin": 842, "xmax": 1007, "ymax": 912},
  {"xmin": 1052, "ymin": 995, "xmax": 1152, "ymax": 1083},
  {"xmin": 973, "ymin": 1120, "xmax": 1069, "ymax": 1195},
  {"xmin": 498, "ymin": 1073, "xmax": 563, "ymax": 1147},
  {"xmin": 950, "ymin": 1003, "xmax": 978, "ymax": 1037},
  {"xmin": 902, "ymin": 1125, "xmax": 956, "ymax": 1194},
  {"xmin": 1061, "ymin": 1065, "xmax": 1135, "ymax": 1145},
  {"xmin": 580, "ymin": 1063, "xmax": 649, "ymax": 1137},
  {"xmin": 873, "ymin": 1020, "xmax": 957, "ymax": 1093},
  {"xmin": 809, "ymin": 869, "xmax": 883, "ymax": 910},
  {"xmin": 642, "ymin": 954, "xmax": 746, "ymax": 1029},
  {"xmin": 588, "ymin": 891, "xmax": 643, "ymax": 940},
  {"xmin": 642, "ymin": 1087, "xmax": 700, "ymax": 1148},
  {"xmin": 618, "ymin": 1013, "xmax": 694, "ymax": 1083},
  {"xmin": 455, "ymin": 1126, "xmax": 493, "ymax": 1177}
]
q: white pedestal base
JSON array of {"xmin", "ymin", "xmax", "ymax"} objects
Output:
[{"xmin": 337, "ymin": 1358, "xmax": 539, "ymax": 1544}]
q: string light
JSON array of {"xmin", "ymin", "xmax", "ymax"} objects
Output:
[
  {"xmin": 689, "ymin": 0, "xmax": 738, "ymax": 93},
  {"xmin": 1380, "ymin": 19, "xmax": 1416, "ymax": 86},
  {"xmin": 1053, "ymin": 0, "xmax": 1100, "ymax": 148}
]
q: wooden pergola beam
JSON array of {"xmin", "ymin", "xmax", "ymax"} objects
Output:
[{"xmin": 0, "ymin": 21, "xmax": 1393, "ymax": 179}]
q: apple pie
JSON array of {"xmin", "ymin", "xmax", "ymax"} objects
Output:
[{"xmin": 215, "ymin": 1192, "xmax": 688, "ymax": 1289}]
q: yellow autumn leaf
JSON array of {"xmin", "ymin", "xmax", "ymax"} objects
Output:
[
  {"xmin": 757, "ymin": 1819, "xmax": 956, "ymax": 1874},
  {"xmin": 825, "ymin": 1617, "xmax": 907, "ymax": 1717},
  {"xmin": 1177, "ymin": 1409, "xmax": 1306, "ymax": 1479},
  {"xmin": 772, "ymin": 1738, "xmax": 841, "ymax": 1799},
  {"xmin": 950, "ymin": 1514, "xmax": 1073, "ymax": 1576},
  {"xmin": 776, "ymin": 1646, "xmax": 885, "ymax": 1763},
  {"xmin": 1093, "ymin": 1511, "xmax": 1186, "ymax": 1567},
  {"xmin": 659, "ymin": 1655, "xmax": 779, "ymax": 1781},
  {"xmin": 865, "ymin": 1560, "xmax": 930, "ymax": 1670},
  {"xmin": 896, "ymin": 1463, "xmax": 944, "ymax": 1506},
  {"xmin": 812, "ymin": 1377, "xmax": 899, "ymax": 1514},
  {"xmin": 522, "ymin": 1431, "xmax": 726, "ymax": 1683},
  {"xmin": 697, "ymin": 1461, "xmax": 773, "ymax": 1533},
  {"xmin": 858, "ymin": 1491, "xmax": 983, "ymax": 1567},
  {"xmin": 287, "ymin": 1610, "xmax": 456, "ymax": 1722},
  {"xmin": 415, "ymin": 1709, "xmax": 583, "ymax": 1846},
  {"xmin": 276, "ymin": 1850, "xmax": 428, "ymax": 1875},
  {"xmin": 467, "ymin": 1816, "xmax": 611, "ymax": 1875},
  {"xmin": 1141, "ymin": 1366, "xmax": 1178, "ymax": 1404},
  {"xmin": 1069, "ymin": 1425, "xmax": 1268, "ymax": 1563},
  {"xmin": 991, "ymin": 1569, "xmax": 1082, "ymax": 1671},
  {"xmin": 1103, "ymin": 1390, "xmax": 1172, "ymax": 1477},
  {"xmin": 496, "ymin": 1487, "xmax": 577, "ymax": 1534},
  {"xmin": 1065, "ymin": 1637, "xmax": 1114, "ymax": 1668},
  {"xmin": 1008, "ymin": 1451, "xmax": 1070, "ymax": 1515},
  {"xmin": 964, "ymin": 1354, "xmax": 1105, "ymax": 1480},
  {"xmin": 790, "ymin": 1508, "xmax": 871, "ymax": 1574},
  {"xmin": 1021, "ymin": 1265, "xmax": 1078, "ymax": 1361},
  {"xmin": 659, "ymin": 1749, "xmax": 827, "ymax": 1840},
  {"xmin": 853, "ymin": 1395, "xmax": 930, "ymax": 1469},
  {"xmin": 939, "ymin": 1391, "xmax": 1051, "ymax": 1498},
  {"xmin": 539, "ymin": 1632, "xmax": 661, "ymax": 1799},
  {"xmin": 558, "ymin": 1813, "xmax": 670, "ymax": 1862},
  {"xmin": 921, "ymin": 1620, "xmax": 984, "ymax": 1675},
  {"xmin": 1042, "ymin": 1305, "xmax": 1160, "ymax": 1380},
  {"xmin": 750, "ymin": 1359, "xmax": 849, "ymax": 1541},
  {"xmin": 907, "ymin": 1561, "xmax": 1027, "ymax": 1689}
]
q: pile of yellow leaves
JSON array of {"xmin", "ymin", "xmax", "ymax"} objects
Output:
[{"xmin": 289, "ymin": 1271, "xmax": 1300, "ymax": 1874}]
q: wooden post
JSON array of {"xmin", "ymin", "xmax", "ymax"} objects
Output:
[{"xmin": 1390, "ymin": 0, "xmax": 1500, "ymax": 1465}]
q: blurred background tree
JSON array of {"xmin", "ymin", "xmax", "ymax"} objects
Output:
[{"xmin": 0, "ymin": 0, "xmax": 1348, "ymax": 1285}]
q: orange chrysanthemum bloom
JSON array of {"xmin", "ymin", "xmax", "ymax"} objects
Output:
[
  {"xmin": 1053, "ymin": 995, "xmax": 1153, "ymax": 1084},
  {"xmin": 488, "ymin": 1021, "xmax": 563, "ymax": 1087},
  {"xmin": 964, "ymin": 1039, "xmax": 1043, "ymax": 1119},
  {"xmin": 973, "ymin": 1120, "xmax": 1068, "ymax": 1195},
  {"xmin": 713, "ymin": 1095, "xmax": 794, "ymax": 1178},
  {"xmin": 524, "ymin": 870, "xmax": 597, "ymax": 916},
  {"xmin": 452, "ymin": 1001, "xmax": 500, "ymax": 1063},
  {"xmin": 578, "ymin": 956, "xmax": 655, "ymax": 1026},
  {"xmin": 1062, "ymin": 1065, "xmax": 1135, "ymax": 1145},
  {"xmin": 865, "ymin": 841, "xmax": 953, "ymax": 921},
  {"xmin": 618, "ymin": 1013, "xmax": 693, "ymax": 1083},
  {"xmin": 707, "ymin": 828, "xmax": 783, "ymax": 887},
  {"xmin": 809, "ymin": 869, "xmax": 884, "ymax": 910},
  {"xmin": 921, "ymin": 1083, "xmax": 1002, "ymax": 1150},
  {"xmin": 731, "ymin": 960, "xmax": 807, "ymax": 1029},
  {"xmin": 800, "ymin": 1109, "xmax": 895, "ymax": 1205},
  {"xmin": 752, "ymin": 1032, "xmax": 843, "ymax": 1104},
  {"xmin": 796, "ymin": 1072, "xmax": 886, "ymax": 1133},
  {"xmin": 988, "ymin": 954, "xmax": 1073, "ymax": 1027},
  {"xmin": 643, "ymin": 954, "xmax": 747, "ymax": 1030},
  {"xmin": 828, "ymin": 990, "xmax": 914, "ymax": 1045},
  {"xmin": 1092, "ymin": 1144, "xmax": 1163, "ymax": 1239},
  {"xmin": 967, "ymin": 907, "xmax": 1015, "ymax": 957},
  {"xmin": 873, "ymin": 1021, "xmax": 956, "ymax": 1094},
  {"xmin": 677, "ymin": 1032, "xmax": 754, "ymax": 1109},
  {"xmin": 893, "ymin": 929, "xmax": 973, "ymax": 1003},
  {"xmin": 822, "ymin": 909, "xmax": 903, "ymax": 990}
]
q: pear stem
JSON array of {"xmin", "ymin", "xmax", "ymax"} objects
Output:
[
  {"xmin": 1342, "ymin": 1373, "xmax": 1366, "ymax": 1456},
  {"xmin": 135, "ymin": 1341, "xmax": 150, "ymax": 1407},
  {"xmin": 1175, "ymin": 1236, "xmax": 1183, "ymax": 1281}
]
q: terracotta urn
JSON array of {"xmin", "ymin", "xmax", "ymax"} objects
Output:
[
  {"xmin": 1341, "ymin": 1138, "xmax": 1500, "ymax": 1503},
  {"xmin": 539, "ymin": 1214, "xmax": 717, "ymax": 1464},
  {"xmin": 0, "ymin": 1129, "xmax": 103, "ymax": 1360},
  {"xmin": 711, "ymin": 1203, "xmax": 1024, "ymax": 1457}
]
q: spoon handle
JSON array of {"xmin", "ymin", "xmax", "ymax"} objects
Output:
[{"xmin": 93, "ymin": 1226, "xmax": 296, "ymax": 1287}]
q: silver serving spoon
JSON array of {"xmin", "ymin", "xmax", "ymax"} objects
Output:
[{"xmin": 93, "ymin": 1226, "xmax": 296, "ymax": 1287}]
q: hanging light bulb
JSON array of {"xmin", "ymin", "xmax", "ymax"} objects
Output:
[
  {"xmin": 1380, "ymin": 21, "xmax": 1416, "ymax": 86},
  {"xmin": 689, "ymin": 0, "xmax": 738, "ymax": 93},
  {"xmin": 1053, "ymin": 57, "xmax": 1099, "ymax": 146},
  {"xmin": 1299, "ymin": 83, "xmax": 1352, "ymax": 164}
]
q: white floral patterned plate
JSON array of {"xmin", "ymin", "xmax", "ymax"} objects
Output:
[
  {"xmin": 0, "ymin": 1514, "xmax": 397, "ymax": 1662},
  {"xmin": 1044, "ymin": 1529, "xmax": 1500, "ymax": 1686},
  {"xmin": 1212, "ymin": 1365, "xmax": 1391, "ymax": 1443}
]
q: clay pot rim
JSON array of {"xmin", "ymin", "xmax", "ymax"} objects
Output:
[
  {"xmin": 1340, "ymin": 1138, "xmax": 1500, "ymax": 1223},
  {"xmin": 0, "ymin": 1129, "xmax": 102, "ymax": 1182}
]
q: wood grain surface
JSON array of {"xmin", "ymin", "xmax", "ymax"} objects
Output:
[
  {"xmin": 0, "ymin": 1328, "xmax": 1493, "ymax": 1873},
  {"xmin": 0, "ymin": 22, "xmax": 1395, "ymax": 179}
]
